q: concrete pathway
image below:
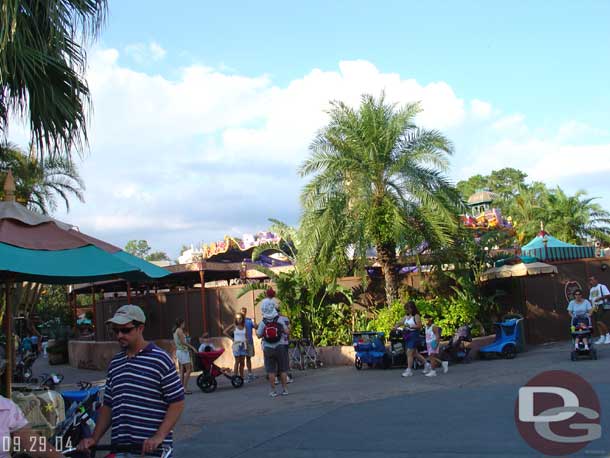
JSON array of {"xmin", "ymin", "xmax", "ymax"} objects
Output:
[{"xmin": 31, "ymin": 342, "xmax": 610, "ymax": 457}]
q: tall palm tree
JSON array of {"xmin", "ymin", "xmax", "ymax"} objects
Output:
[
  {"xmin": 545, "ymin": 187, "xmax": 610, "ymax": 244},
  {"xmin": 299, "ymin": 94, "xmax": 463, "ymax": 304},
  {"xmin": 504, "ymin": 183, "xmax": 549, "ymax": 244},
  {"xmin": 0, "ymin": 0, "xmax": 107, "ymax": 158},
  {"xmin": 0, "ymin": 141, "xmax": 84, "ymax": 213}
]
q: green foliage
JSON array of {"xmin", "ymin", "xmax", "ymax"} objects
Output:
[
  {"xmin": 458, "ymin": 167, "xmax": 610, "ymax": 244},
  {"xmin": 125, "ymin": 240, "xmax": 151, "ymax": 258},
  {"xmin": 0, "ymin": 0, "xmax": 108, "ymax": 157},
  {"xmin": 298, "ymin": 92, "xmax": 463, "ymax": 304},
  {"xmin": 366, "ymin": 300, "xmax": 404, "ymax": 335},
  {"xmin": 146, "ymin": 251, "xmax": 170, "ymax": 262},
  {"xmin": 0, "ymin": 141, "xmax": 84, "ymax": 213},
  {"xmin": 35, "ymin": 285, "xmax": 72, "ymax": 325}
]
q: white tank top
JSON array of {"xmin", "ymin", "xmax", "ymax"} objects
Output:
[
  {"xmin": 404, "ymin": 316, "xmax": 416, "ymax": 329},
  {"xmin": 233, "ymin": 326, "xmax": 246, "ymax": 343}
]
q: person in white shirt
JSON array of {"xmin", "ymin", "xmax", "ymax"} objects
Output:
[
  {"xmin": 0, "ymin": 395, "xmax": 63, "ymax": 458},
  {"xmin": 588, "ymin": 276, "xmax": 610, "ymax": 344}
]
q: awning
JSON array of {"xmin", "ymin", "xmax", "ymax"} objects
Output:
[
  {"xmin": 480, "ymin": 261, "xmax": 558, "ymax": 282},
  {"xmin": 521, "ymin": 230, "xmax": 595, "ymax": 261}
]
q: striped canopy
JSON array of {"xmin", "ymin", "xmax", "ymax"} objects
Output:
[{"xmin": 521, "ymin": 230, "xmax": 595, "ymax": 261}]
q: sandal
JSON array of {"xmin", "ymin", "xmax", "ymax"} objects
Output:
[{"xmin": 184, "ymin": 390, "xmax": 193, "ymax": 395}]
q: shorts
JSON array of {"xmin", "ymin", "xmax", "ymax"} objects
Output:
[
  {"xmin": 246, "ymin": 341, "xmax": 255, "ymax": 357},
  {"xmin": 404, "ymin": 331, "xmax": 420, "ymax": 350},
  {"xmin": 176, "ymin": 349, "xmax": 191, "ymax": 365},
  {"xmin": 593, "ymin": 308, "xmax": 609, "ymax": 326},
  {"xmin": 232, "ymin": 341, "xmax": 247, "ymax": 357},
  {"xmin": 263, "ymin": 345, "xmax": 288, "ymax": 374}
]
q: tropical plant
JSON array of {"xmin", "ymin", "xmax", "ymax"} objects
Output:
[
  {"xmin": 299, "ymin": 93, "xmax": 463, "ymax": 304},
  {"xmin": 0, "ymin": 141, "xmax": 84, "ymax": 213},
  {"xmin": 545, "ymin": 187, "xmax": 610, "ymax": 244},
  {"xmin": 237, "ymin": 219, "xmax": 361, "ymax": 345},
  {"xmin": 0, "ymin": 0, "xmax": 108, "ymax": 157}
]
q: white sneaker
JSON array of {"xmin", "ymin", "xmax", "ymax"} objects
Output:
[
  {"xmin": 425, "ymin": 370, "xmax": 437, "ymax": 377},
  {"xmin": 594, "ymin": 336, "xmax": 605, "ymax": 345},
  {"xmin": 584, "ymin": 345, "xmax": 590, "ymax": 350},
  {"xmin": 604, "ymin": 334, "xmax": 610, "ymax": 344},
  {"xmin": 269, "ymin": 390, "xmax": 278, "ymax": 398},
  {"xmin": 422, "ymin": 362, "xmax": 431, "ymax": 374},
  {"xmin": 401, "ymin": 369, "xmax": 413, "ymax": 377},
  {"xmin": 441, "ymin": 361, "xmax": 449, "ymax": 374}
]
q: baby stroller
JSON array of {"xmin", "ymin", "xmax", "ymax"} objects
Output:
[
  {"xmin": 387, "ymin": 328, "xmax": 427, "ymax": 369},
  {"xmin": 195, "ymin": 348, "xmax": 244, "ymax": 393},
  {"xmin": 54, "ymin": 381, "xmax": 104, "ymax": 458},
  {"xmin": 353, "ymin": 331, "xmax": 390, "ymax": 370},
  {"xmin": 570, "ymin": 316, "xmax": 597, "ymax": 361},
  {"xmin": 440, "ymin": 325, "xmax": 472, "ymax": 364}
]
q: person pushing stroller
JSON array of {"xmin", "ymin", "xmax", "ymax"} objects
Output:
[{"xmin": 567, "ymin": 289, "xmax": 593, "ymax": 350}]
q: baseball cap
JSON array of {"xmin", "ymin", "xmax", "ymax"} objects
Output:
[{"xmin": 106, "ymin": 304, "xmax": 146, "ymax": 325}]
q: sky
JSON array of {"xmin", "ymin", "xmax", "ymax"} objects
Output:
[{"xmin": 8, "ymin": 1, "xmax": 610, "ymax": 258}]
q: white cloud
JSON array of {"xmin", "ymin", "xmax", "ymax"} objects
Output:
[
  {"xmin": 470, "ymin": 99, "xmax": 492, "ymax": 119},
  {"xmin": 124, "ymin": 41, "xmax": 166, "ymax": 63},
  {"xmin": 492, "ymin": 114, "xmax": 527, "ymax": 133},
  {"xmin": 8, "ymin": 47, "xmax": 610, "ymax": 256}
]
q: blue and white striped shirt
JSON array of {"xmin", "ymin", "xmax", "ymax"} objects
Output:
[{"xmin": 103, "ymin": 343, "xmax": 184, "ymax": 456}]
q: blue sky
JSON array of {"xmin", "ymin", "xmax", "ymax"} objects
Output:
[
  {"xmin": 13, "ymin": 1, "xmax": 610, "ymax": 257},
  {"xmin": 104, "ymin": 0, "xmax": 610, "ymax": 125}
]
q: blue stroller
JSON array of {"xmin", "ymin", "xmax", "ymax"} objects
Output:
[
  {"xmin": 479, "ymin": 316, "xmax": 524, "ymax": 359},
  {"xmin": 353, "ymin": 331, "xmax": 390, "ymax": 370}
]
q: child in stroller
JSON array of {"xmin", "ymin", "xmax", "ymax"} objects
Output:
[
  {"xmin": 567, "ymin": 288, "xmax": 594, "ymax": 354},
  {"xmin": 571, "ymin": 316, "xmax": 592, "ymax": 350},
  {"xmin": 440, "ymin": 324, "xmax": 472, "ymax": 364}
]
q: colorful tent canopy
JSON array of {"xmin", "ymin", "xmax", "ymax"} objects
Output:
[{"xmin": 521, "ymin": 230, "xmax": 595, "ymax": 261}]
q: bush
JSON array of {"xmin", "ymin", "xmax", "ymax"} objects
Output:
[{"xmin": 367, "ymin": 295, "xmax": 483, "ymax": 339}]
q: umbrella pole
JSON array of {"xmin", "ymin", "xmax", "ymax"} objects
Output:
[{"xmin": 3, "ymin": 280, "xmax": 12, "ymax": 397}]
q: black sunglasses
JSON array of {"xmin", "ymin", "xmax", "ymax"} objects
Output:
[{"xmin": 112, "ymin": 326, "xmax": 137, "ymax": 335}]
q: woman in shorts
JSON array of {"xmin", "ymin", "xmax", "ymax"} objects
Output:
[
  {"xmin": 224, "ymin": 313, "xmax": 248, "ymax": 379},
  {"xmin": 173, "ymin": 318, "xmax": 197, "ymax": 394}
]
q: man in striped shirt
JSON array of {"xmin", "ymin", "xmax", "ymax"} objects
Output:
[{"xmin": 77, "ymin": 305, "xmax": 184, "ymax": 457}]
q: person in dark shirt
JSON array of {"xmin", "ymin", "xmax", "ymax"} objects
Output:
[{"xmin": 77, "ymin": 305, "xmax": 184, "ymax": 457}]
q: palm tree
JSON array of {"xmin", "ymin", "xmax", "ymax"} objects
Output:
[
  {"xmin": 0, "ymin": 141, "xmax": 84, "ymax": 213},
  {"xmin": 0, "ymin": 0, "xmax": 107, "ymax": 158},
  {"xmin": 299, "ymin": 93, "xmax": 463, "ymax": 304},
  {"xmin": 504, "ymin": 183, "xmax": 549, "ymax": 244},
  {"xmin": 545, "ymin": 187, "xmax": 610, "ymax": 244}
]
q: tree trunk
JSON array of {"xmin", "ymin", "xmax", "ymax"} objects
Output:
[{"xmin": 377, "ymin": 242, "xmax": 398, "ymax": 305}]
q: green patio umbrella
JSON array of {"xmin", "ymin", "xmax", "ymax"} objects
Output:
[{"xmin": 0, "ymin": 171, "xmax": 169, "ymax": 395}]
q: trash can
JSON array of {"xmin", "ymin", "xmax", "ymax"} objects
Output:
[{"xmin": 503, "ymin": 313, "xmax": 526, "ymax": 352}]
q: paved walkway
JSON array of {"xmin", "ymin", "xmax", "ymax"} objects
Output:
[{"xmin": 31, "ymin": 342, "xmax": 610, "ymax": 457}]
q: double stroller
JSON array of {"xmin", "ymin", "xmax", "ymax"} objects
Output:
[
  {"xmin": 353, "ymin": 331, "xmax": 390, "ymax": 369},
  {"xmin": 570, "ymin": 315, "xmax": 597, "ymax": 361}
]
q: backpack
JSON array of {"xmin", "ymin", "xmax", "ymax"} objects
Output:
[{"xmin": 262, "ymin": 317, "xmax": 284, "ymax": 343}]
